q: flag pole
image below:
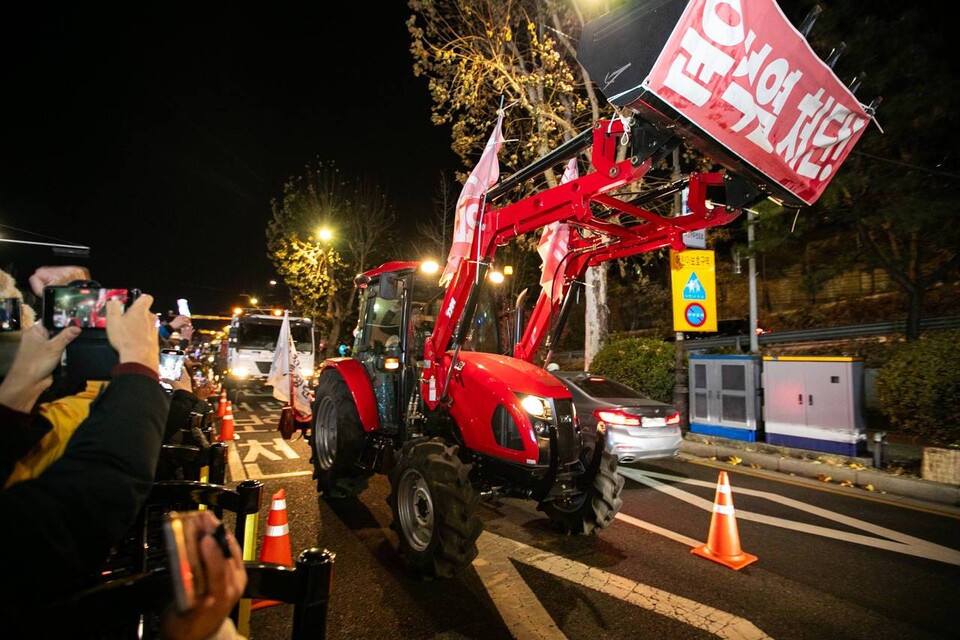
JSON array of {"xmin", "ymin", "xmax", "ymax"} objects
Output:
[
  {"xmin": 475, "ymin": 95, "xmax": 505, "ymax": 285},
  {"xmin": 286, "ymin": 311, "xmax": 296, "ymax": 416}
]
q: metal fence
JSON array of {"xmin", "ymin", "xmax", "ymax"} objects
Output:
[
  {"xmin": 680, "ymin": 315, "xmax": 960, "ymax": 351},
  {"xmin": 547, "ymin": 316, "xmax": 960, "ymax": 359}
]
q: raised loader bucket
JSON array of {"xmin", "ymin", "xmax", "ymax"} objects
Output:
[{"xmin": 578, "ymin": 0, "xmax": 873, "ymax": 208}]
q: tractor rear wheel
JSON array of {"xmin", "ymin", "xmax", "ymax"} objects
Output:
[
  {"xmin": 310, "ymin": 369, "xmax": 370, "ymax": 498},
  {"xmin": 540, "ymin": 448, "xmax": 624, "ymax": 535},
  {"xmin": 388, "ymin": 438, "xmax": 481, "ymax": 579}
]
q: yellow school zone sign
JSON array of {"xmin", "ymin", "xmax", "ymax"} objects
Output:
[{"xmin": 670, "ymin": 249, "xmax": 717, "ymax": 332}]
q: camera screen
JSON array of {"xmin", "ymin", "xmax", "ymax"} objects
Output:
[
  {"xmin": 48, "ymin": 287, "xmax": 129, "ymax": 329},
  {"xmin": 0, "ymin": 298, "xmax": 21, "ymax": 332},
  {"xmin": 159, "ymin": 351, "xmax": 185, "ymax": 380}
]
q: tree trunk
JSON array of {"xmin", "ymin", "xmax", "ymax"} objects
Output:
[
  {"xmin": 584, "ymin": 265, "xmax": 608, "ymax": 371},
  {"xmin": 906, "ymin": 285, "xmax": 923, "ymax": 341}
]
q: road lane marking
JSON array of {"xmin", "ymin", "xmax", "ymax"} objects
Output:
[
  {"xmin": 271, "ymin": 438, "xmax": 300, "ymax": 459},
  {"xmin": 477, "ymin": 531, "xmax": 771, "ymax": 640},
  {"xmin": 614, "ymin": 512, "xmax": 701, "ymax": 547},
  {"xmin": 226, "ymin": 441, "xmax": 246, "ymax": 481},
  {"xmin": 245, "ymin": 467, "xmax": 313, "ymax": 480},
  {"xmin": 618, "ymin": 467, "xmax": 960, "ymax": 567},
  {"xmin": 473, "ymin": 534, "xmax": 568, "ymax": 639},
  {"xmin": 240, "ymin": 438, "xmax": 302, "ymax": 464}
]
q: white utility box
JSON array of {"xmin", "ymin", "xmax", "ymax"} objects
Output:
[{"xmin": 762, "ymin": 356, "xmax": 866, "ymax": 456}]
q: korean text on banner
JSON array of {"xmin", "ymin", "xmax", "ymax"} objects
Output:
[
  {"xmin": 439, "ymin": 110, "xmax": 505, "ymax": 287},
  {"xmin": 644, "ymin": 0, "xmax": 870, "ymax": 205},
  {"xmin": 266, "ymin": 313, "xmax": 313, "ymax": 420}
]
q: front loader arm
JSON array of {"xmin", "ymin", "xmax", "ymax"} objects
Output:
[
  {"xmin": 514, "ymin": 171, "xmax": 743, "ymax": 365},
  {"xmin": 422, "ymin": 119, "xmax": 648, "ymax": 404},
  {"xmin": 423, "ymin": 117, "xmax": 751, "ymax": 403}
]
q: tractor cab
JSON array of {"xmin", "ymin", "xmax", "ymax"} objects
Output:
[{"xmin": 352, "ymin": 261, "xmax": 506, "ymax": 431}]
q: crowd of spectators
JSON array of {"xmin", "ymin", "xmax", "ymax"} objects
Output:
[{"xmin": 0, "ymin": 265, "xmax": 246, "ymax": 639}]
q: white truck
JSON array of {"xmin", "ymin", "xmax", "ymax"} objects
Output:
[{"xmin": 219, "ymin": 309, "xmax": 316, "ymax": 401}]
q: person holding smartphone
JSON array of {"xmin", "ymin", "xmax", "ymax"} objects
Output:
[
  {"xmin": 157, "ymin": 353, "xmax": 216, "ymax": 481},
  {"xmin": 160, "ymin": 510, "xmax": 247, "ymax": 640},
  {"xmin": 1, "ymin": 292, "xmax": 169, "ymax": 630}
]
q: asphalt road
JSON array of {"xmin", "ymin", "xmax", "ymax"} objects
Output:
[{"xmin": 224, "ymin": 394, "xmax": 960, "ymax": 640}]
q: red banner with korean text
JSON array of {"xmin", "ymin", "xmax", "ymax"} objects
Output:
[{"xmin": 644, "ymin": 0, "xmax": 870, "ymax": 205}]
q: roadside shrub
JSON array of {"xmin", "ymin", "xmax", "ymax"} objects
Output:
[
  {"xmin": 875, "ymin": 329, "xmax": 960, "ymax": 445},
  {"xmin": 589, "ymin": 337, "xmax": 678, "ymax": 403}
]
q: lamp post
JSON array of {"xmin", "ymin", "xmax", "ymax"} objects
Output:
[{"xmin": 748, "ymin": 209, "xmax": 759, "ymax": 354}]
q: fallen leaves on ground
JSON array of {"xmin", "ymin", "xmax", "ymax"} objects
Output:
[
  {"xmin": 862, "ymin": 484, "xmax": 875, "ymax": 492},
  {"xmin": 818, "ymin": 474, "xmax": 832, "ymax": 483},
  {"xmin": 749, "ymin": 463, "xmax": 761, "ymax": 469},
  {"xmin": 727, "ymin": 456, "xmax": 742, "ymax": 466},
  {"xmin": 839, "ymin": 480, "xmax": 854, "ymax": 487},
  {"xmin": 848, "ymin": 462, "xmax": 866, "ymax": 470}
]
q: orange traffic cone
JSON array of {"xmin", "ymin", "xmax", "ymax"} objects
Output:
[
  {"xmin": 218, "ymin": 401, "xmax": 235, "ymax": 442},
  {"xmin": 216, "ymin": 388, "xmax": 228, "ymax": 418},
  {"xmin": 691, "ymin": 471, "xmax": 758, "ymax": 570},
  {"xmin": 251, "ymin": 488, "xmax": 293, "ymax": 611}
]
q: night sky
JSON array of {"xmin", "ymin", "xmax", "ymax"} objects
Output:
[{"xmin": 0, "ymin": 3, "xmax": 458, "ymax": 317}]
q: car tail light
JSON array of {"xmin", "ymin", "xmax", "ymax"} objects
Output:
[
  {"xmin": 594, "ymin": 409, "xmax": 640, "ymax": 426},
  {"xmin": 665, "ymin": 411, "xmax": 681, "ymax": 425}
]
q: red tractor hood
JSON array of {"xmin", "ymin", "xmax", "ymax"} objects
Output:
[{"xmin": 453, "ymin": 351, "xmax": 571, "ymax": 399}]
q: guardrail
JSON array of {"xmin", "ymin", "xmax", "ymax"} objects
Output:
[
  {"xmin": 681, "ymin": 315, "xmax": 960, "ymax": 351},
  {"xmin": 547, "ymin": 316, "xmax": 960, "ymax": 358}
]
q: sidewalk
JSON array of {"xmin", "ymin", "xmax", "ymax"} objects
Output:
[{"xmin": 678, "ymin": 431, "xmax": 960, "ymax": 511}]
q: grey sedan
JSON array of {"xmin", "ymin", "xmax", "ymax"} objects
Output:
[{"xmin": 551, "ymin": 371, "xmax": 682, "ymax": 464}]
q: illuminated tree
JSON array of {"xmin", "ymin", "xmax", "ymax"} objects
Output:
[
  {"xmin": 266, "ymin": 160, "xmax": 396, "ymax": 354},
  {"xmin": 408, "ymin": 0, "xmax": 622, "ymax": 365}
]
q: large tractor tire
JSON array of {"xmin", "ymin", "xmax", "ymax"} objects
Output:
[
  {"xmin": 539, "ymin": 449, "xmax": 624, "ymax": 535},
  {"xmin": 309, "ymin": 369, "xmax": 370, "ymax": 498},
  {"xmin": 388, "ymin": 438, "xmax": 482, "ymax": 579}
]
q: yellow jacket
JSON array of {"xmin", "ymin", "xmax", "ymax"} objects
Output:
[{"xmin": 4, "ymin": 381, "xmax": 108, "ymax": 488}]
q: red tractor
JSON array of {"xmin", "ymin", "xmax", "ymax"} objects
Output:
[{"xmin": 307, "ymin": 0, "xmax": 875, "ymax": 578}]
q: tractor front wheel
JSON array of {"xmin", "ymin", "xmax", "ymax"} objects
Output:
[
  {"xmin": 388, "ymin": 438, "xmax": 482, "ymax": 579},
  {"xmin": 539, "ymin": 448, "xmax": 624, "ymax": 535},
  {"xmin": 309, "ymin": 369, "xmax": 370, "ymax": 498}
]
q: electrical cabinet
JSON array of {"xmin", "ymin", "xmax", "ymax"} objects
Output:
[
  {"xmin": 762, "ymin": 356, "xmax": 866, "ymax": 456},
  {"xmin": 688, "ymin": 355, "xmax": 762, "ymax": 441}
]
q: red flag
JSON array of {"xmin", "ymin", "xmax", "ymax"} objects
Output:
[
  {"xmin": 537, "ymin": 158, "xmax": 577, "ymax": 302},
  {"xmin": 439, "ymin": 110, "xmax": 505, "ymax": 287}
]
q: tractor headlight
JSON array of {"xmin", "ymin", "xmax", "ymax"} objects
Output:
[
  {"xmin": 518, "ymin": 394, "xmax": 553, "ymax": 436},
  {"xmin": 520, "ymin": 395, "xmax": 549, "ymax": 419},
  {"xmin": 231, "ymin": 366, "xmax": 249, "ymax": 379}
]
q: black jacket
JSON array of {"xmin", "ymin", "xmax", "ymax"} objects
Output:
[{"xmin": 0, "ymin": 365, "xmax": 168, "ymax": 615}]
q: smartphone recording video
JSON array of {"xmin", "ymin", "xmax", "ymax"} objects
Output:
[
  {"xmin": 163, "ymin": 511, "xmax": 206, "ymax": 613},
  {"xmin": 0, "ymin": 298, "xmax": 22, "ymax": 332},
  {"xmin": 42, "ymin": 286, "xmax": 131, "ymax": 331},
  {"xmin": 177, "ymin": 298, "xmax": 192, "ymax": 318},
  {"xmin": 159, "ymin": 349, "xmax": 186, "ymax": 380},
  {"xmin": 163, "ymin": 511, "xmax": 231, "ymax": 613}
]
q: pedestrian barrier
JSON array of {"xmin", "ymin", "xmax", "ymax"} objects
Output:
[
  {"xmin": 691, "ymin": 471, "xmax": 758, "ymax": 570},
  {"xmin": 252, "ymin": 487, "xmax": 293, "ymax": 611},
  {"xmin": 45, "ymin": 546, "xmax": 335, "ymax": 640}
]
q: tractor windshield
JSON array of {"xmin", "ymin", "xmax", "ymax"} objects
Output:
[{"xmin": 355, "ymin": 271, "xmax": 505, "ymax": 360}]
